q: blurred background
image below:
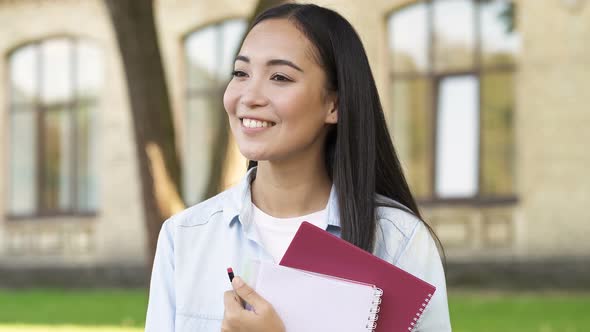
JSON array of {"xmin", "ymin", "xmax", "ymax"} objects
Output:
[{"xmin": 0, "ymin": 0, "xmax": 588, "ymax": 331}]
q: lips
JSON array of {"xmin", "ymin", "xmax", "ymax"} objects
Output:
[{"xmin": 240, "ymin": 117, "xmax": 277, "ymax": 128}]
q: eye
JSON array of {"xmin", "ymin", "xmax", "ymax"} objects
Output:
[
  {"xmin": 232, "ymin": 70, "xmax": 247, "ymax": 78},
  {"xmin": 271, "ymin": 74, "xmax": 292, "ymax": 82}
]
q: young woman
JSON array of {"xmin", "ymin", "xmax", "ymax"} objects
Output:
[{"xmin": 145, "ymin": 4, "xmax": 451, "ymax": 332}]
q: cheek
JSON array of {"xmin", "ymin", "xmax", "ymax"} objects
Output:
[
  {"xmin": 223, "ymin": 83, "xmax": 238, "ymax": 115},
  {"xmin": 275, "ymin": 90, "xmax": 324, "ymax": 127},
  {"xmin": 272, "ymin": 89, "xmax": 308, "ymax": 119}
]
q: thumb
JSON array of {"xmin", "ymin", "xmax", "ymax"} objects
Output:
[{"xmin": 232, "ymin": 276, "xmax": 266, "ymax": 310}]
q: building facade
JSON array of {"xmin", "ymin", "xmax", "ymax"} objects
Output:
[{"xmin": 0, "ymin": 0, "xmax": 589, "ymax": 287}]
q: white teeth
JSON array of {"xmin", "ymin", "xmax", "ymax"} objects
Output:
[{"xmin": 242, "ymin": 118, "xmax": 273, "ymax": 129}]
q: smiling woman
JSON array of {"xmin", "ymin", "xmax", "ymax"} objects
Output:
[
  {"xmin": 145, "ymin": 3, "xmax": 450, "ymax": 332},
  {"xmin": 224, "ymin": 18, "xmax": 337, "ymax": 165}
]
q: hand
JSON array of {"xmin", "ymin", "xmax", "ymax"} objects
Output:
[{"xmin": 221, "ymin": 276, "xmax": 285, "ymax": 332}]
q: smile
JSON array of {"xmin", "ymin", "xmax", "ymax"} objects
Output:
[{"xmin": 240, "ymin": 117, "xmax": 276, "ymax": 128}]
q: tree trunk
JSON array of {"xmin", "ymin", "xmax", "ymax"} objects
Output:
[{"xmin": 104, "ymin": 0, "xmax": 183, "ymax": 282}]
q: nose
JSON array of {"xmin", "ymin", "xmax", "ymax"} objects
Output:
[{"xmin": 240, "ymin": 80, "xmax": 269, "ymax": 108}]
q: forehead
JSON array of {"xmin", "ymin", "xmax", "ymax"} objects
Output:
[{"xmin": 239, "ymin": 18, "xmax": 317, "ymax": 66}]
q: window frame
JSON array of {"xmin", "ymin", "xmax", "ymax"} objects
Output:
[
  {"xmin": 181, "ymin": 18, "xmax": 247, "ymax": 205},
  {"xmin": 388, "ymin": 0, "xmax": 519, "ymax": 206},
  {"xmin": 5, "ymin": 37, "xmax": 99, "ymax": 220}
]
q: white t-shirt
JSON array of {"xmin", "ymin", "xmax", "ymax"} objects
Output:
[{"xmin": 252, "ymin": 204, "xmax": 327, "ymax": 263}]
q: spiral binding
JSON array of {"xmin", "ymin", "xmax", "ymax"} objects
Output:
[
  {"xmin": 365, "ymin": 286, "xmax": 384, "ymax": 331},
  {"xmin": 407, "ymin": 293, "xmax": 433, "ymax": 331}
]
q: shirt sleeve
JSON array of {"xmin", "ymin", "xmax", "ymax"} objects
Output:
[
  {"xmin": 396, "ymin": 222, "xmax": 452, "ymax": 332},
  {"xmin": 145, "ymin": 219, "xmax": 175, "ymax": 331}
]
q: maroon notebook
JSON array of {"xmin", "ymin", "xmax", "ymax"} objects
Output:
[{"xmin": 280, "ymin": 222, "xmax": 435, "ymax": 332}]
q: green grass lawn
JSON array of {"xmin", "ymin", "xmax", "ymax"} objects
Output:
[
  {"xmin": 0, "ymin": 288, "xmax": 588, "ymax": 331},
  {"xmin": 449, "ymin": 291, "xmax": 590, "ymax": 332},
  {"xmin": 0, "ymin": 289, "xmax": 146, "ymax": 331}
]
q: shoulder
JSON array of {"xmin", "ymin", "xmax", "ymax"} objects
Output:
[
  {"xmin": 374, "ymin": 194, "xmax": 422, "ymax": 240},
  {"xmin": 372, "ymin": 194, "xmax": 434, "ymax": 263},
  {"xmin": 165, "ymin": 187, "xmax": 234, "ymax": 229}
]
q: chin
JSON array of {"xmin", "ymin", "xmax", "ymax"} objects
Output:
[{"xmin": 237, "ymin": 145, "xmax": 268, "ymax": 162}]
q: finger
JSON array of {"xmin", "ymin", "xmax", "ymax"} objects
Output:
[
  {"xmin": 223, "ymin": 290, "xmax": 244, "ymax": 313},
  {"xmin": 232, "ymin": 276, "xmax": 268, "ymax": 311}
]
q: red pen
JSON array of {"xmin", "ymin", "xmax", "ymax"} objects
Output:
[
  {"xmin": 227, "ymin": 267, "xmax": 235, "ymax": 282},
  {"xmin": 227, "ymin": 267, "xmax": 246, "ymax": 308},
  {"xmin": 227, "ymin": 267, "xmax": 245, "ymax": 308}
]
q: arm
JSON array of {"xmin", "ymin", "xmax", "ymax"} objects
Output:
[
  {"xmin": 145, "ymin": 219, "xmax": 175, "ymax": 331},
  {"xmin": 396, "ymin": 223, "xmax": 452, "ymax": 332}
]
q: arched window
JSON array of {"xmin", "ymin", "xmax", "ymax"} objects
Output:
[
  {"xmin": 387, "ymin": 0, "xmax": 518, "ymax": 202},
  {"xmin": 183, "ymin": 19, "xmax": 246, "ymax": 204},
  {"xmin": 8, "ymin": 38, "xmax": 102, "ymax": 217}
]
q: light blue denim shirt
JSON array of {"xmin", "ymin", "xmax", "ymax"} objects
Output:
[{"xmin": 145, "ymin": 167, "xmax": 451, "ymax": 331}]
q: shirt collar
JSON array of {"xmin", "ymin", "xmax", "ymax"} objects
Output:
[{"xmin": 223, "ymin": 166, "xmax": 341, "ymax": 229}]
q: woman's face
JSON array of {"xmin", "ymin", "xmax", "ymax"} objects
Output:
[{"xmin": 223, "ymin": 18, "xmax": 337, "ymax": 163}]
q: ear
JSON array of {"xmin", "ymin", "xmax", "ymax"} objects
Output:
[{"xmin": 324, "ymin": 95, "xmax": 338, "ymax": 125}]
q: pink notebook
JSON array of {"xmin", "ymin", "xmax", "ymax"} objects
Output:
[
  {"xmin": 280, "ymin": 222, "xmax": 435, "ymax": 332},
  {"xmin": 253, "ymin": 261, "xmax": 383, "ymax": 331}
]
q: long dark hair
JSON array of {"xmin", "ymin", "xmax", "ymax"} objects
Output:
[{"xmin": 247, "ymin": 3, "xmax": 442, "ymax": 255}]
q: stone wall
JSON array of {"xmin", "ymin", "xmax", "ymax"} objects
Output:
[
  {"xmin": 516, "ymin": 0, "xmax": 590, "ymax": 258},
  {"xmin": 0, "ymin": 0, "xmax": 146, "ymax": 268}
]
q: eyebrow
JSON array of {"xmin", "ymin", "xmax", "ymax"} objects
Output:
[{"xmin": 235, "ymin": 55, "xmax": 304, "ymax": 73}]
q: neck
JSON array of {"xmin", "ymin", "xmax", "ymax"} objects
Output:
[{"xmin": 251, "ymin": 156, "xmax": 332, "ymax": 218}]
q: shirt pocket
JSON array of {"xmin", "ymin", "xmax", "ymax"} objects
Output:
[
  {"xmin": 175, "ymin": 276, "xmax": 226, "ymax": 331},
  {"xmin": 175, "ymin": 312, "xmax": 223, "ymax": 332}
]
